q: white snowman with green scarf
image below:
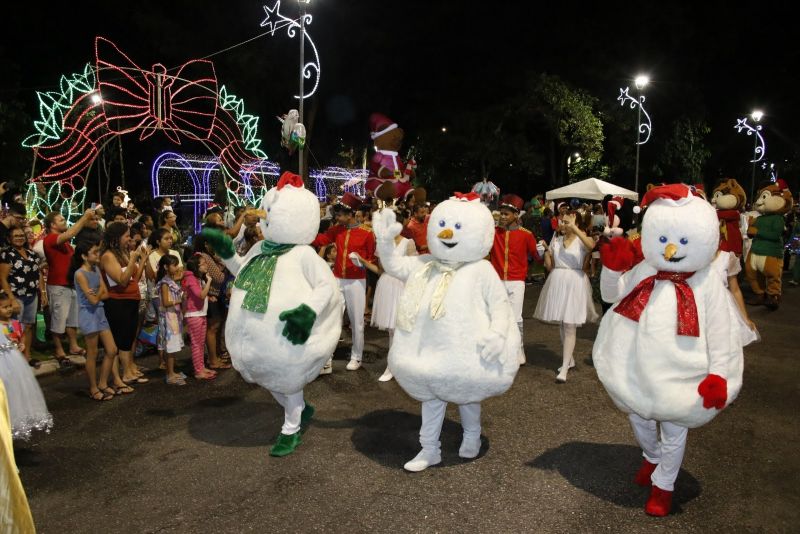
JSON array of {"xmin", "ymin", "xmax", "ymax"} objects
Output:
[
  {"xmin": 203, "ymin": 172, "xmax": 342, "ymax": 457},
  {"xmin": 372, "ymin": 191, "xmax": 521, "ymax": 472}
]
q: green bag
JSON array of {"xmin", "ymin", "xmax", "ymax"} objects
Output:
[{"xmin": 36, "ymin": 312, "xmax": 47, "ymax": 343}]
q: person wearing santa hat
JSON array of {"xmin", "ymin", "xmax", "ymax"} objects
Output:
[
  {"xmin": 490, "ymin": 194, "xmax": 542, "ymax": 365},
  {"xmin": 312, "ymin": 193, "xmax": 376, "ymax": 372}
]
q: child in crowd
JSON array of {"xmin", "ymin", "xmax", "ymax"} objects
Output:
[
  {"xmin": 155, "ymin": 255, "xmax": 186, "ymax": 386},
  {"xmin": 0, "ymin": 291, "xmax": 52, "ymax": 439},
  {"xmin": 182, "ymin": 255, "xmax": 216, "ymax": 380},
  {"xmin": 71, "ymin": 242, "xmax": 127, "ymax": 400}
]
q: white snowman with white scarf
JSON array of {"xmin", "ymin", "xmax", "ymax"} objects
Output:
[
  {"xmin": 202, "ymin": 172, "xmax": 342, "ymax": 458},
  {"xmin": 593, "ymin": 183, "xmax": 744, "ymax": 517},
  {"xmin": 372, "ymin": 191, "xmax": 520, "ymax": 472}
]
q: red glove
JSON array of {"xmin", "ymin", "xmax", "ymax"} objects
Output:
[
  {"xmin": 697, "ymin": 374, "xmax": 728, "ymax": 409},
  {"xmin": 600, "ymin": 237, "xmax": 636, "ymax": 272}
]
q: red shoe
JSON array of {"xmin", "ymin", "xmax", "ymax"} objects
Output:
[
  {"xmin": 633, "ymin": 459, "xmax": 658, "ymax": 486},
  {"xmin": 645, "ymin": 485, "xmax": 673, "ymax": 517}
]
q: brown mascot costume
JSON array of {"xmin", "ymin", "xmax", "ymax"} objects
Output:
[
  {"xmin": 366, "ymin": 113, "xmax": 418, "ymax": 201},
  {"xmin": 711, "ymin": 178, "xmax": 747, "ymax": 256},
  {"xmin": 745, "ymin": 179, "xmax": 794, "ymax": 309}
]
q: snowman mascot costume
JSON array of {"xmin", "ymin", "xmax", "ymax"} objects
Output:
[
  {"xmin": 372, "ymin": 192, "xmax": 520, "ymax": 472},
  {"xmin": 593, "ymin": 184, "xmax": 743, "ymax": 516},
  {"xmin": 203, "ymin": 172, "xmax": 342, "ymax": 457}
]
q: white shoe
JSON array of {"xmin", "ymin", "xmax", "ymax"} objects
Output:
[
  {"xmin": 319, "ymin": 359, "xmax": 333, "ymax": 375},
  {"xmin": 403, "ymin": 449, "xmax": 441, "ymax": 472},
  {"xmin": 556, "ymin": 369, "xmax": 568, "ymax": 383},
  {"xmin": 346, "ymin": 359, "xmax": 362, "ymax": 371},
  {"xmin": 518, "ymin": 352, "xmax": 527, "ymax": 365},
  {"xmin": 378, "ymin": 368, "xmax": 393, "ymax": 382},
  {"xmin": 557, "ymin": 359, "xmax": 575, "ymax": 373},
  {"xmin": 459, "ymin": 436, "xmax": 481, "ymax": 459}
]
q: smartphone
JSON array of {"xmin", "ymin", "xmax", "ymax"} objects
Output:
[{"xmin": 90, "ymin": 202, "xmax": 97, "ymax": 209}]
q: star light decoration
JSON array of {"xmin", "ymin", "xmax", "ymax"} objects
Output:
[
  {"xmin": 618, "ymin": 87, "xmax": 652, "ymax": 145},
  {"xmin": 734, "ymin": 118, "xmax": 766, "ymax": 163},
  {"xmin": 260, "ymin": 0, "xmax": 321, "ymax": 99}
]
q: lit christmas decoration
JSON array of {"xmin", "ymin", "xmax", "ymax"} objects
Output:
[
  {"xmin": 260, "ymin": 0, "xmax": 321, "ymax": 99},
  {"xmin": 618, "ymin": 87, "xmax": 652, "ymax": 144},
  {"xmin": 734, "ymin": 117, "xmax": 766, "ymax": 163}
]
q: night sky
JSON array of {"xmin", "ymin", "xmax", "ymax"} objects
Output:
[{"xmin": 2, "ymin": 0, "xmax": 798, "ymax": 200}]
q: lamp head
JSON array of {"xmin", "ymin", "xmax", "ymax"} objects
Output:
[
  {"xmin": 634, "ymin": 75, "xmax": 649, "ymax": 90},
  {"xmin": 751, "ymin": 110, "xmax": 764, "ymax": 122}
]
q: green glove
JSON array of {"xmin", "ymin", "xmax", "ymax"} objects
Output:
[
  {"xmin": 200, "ymin": 228, "xmax": 235, "ymax": 260},
  {"xmin": 279, "ymin": 304, "xmax": 317, "ymax": 345}
]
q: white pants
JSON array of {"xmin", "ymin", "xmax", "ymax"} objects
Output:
[
  {"xmin": 339, "ymin": 278, "xmax": 366, "ymax": 361},
  {"xmin": 419, "ymin": 399, "xmax": 481, "ymax": 453},
  {"xmin": 270, "ymin": 390, "xmax": 305, "ymax": 435},
  {"xmin": 504, "ymin": 280, "xmax": 526, "ymax": 361},
  {"xmin": 629, "ymin": 413, "xmax": 688, "ymax": 491}
]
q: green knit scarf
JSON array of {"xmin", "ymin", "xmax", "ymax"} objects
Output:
[{"xmin": 233, "ymin": 240, "xmax": 295, "ymax": 313}]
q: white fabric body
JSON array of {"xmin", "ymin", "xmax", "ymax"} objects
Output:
[
  {"xmin": 593, "ymin": 261, "xmax": 744, "ymax": 428},
  {"xmin": 629, "ymin": 413, "xmax": 688, "ymax": 491},
  {"xmin": 0, "ymin": 335, "xmax": 52, "ymax": 440},
  {"xmin": 419, "ymin": 399, "xmax": 481, "ymax": 453},
  {"xmin": 534, "ymin": 236, "xmax": 599, "ymax": 325},
  {"xmin": 504, "ymin": 280, "xmax": 526, "ymax": 360},
  {"xmin": 339, "ymin": 278, "xmax": 366, "ymax": 361},
  {"xmin": 371, "ymin": 238, "xmax": 415, "ymax": 330},
  {"xmin": 710, "ymin": 251, "xmax": 758, "ymax": 346},
  {"xmin": 223, "ymin": 245, "xmax": 343, "ymax": 394},
  {"xmin": 270, "ymin": 390, "xmax": 305, "ymax": 435}
]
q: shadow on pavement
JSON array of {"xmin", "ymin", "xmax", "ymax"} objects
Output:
[
  {"xmin": 187, "ymin": 399, "xmax": 282, "ymax": 447},
  {"xmin": 350, "ymin": 409, "xmax": 490, "ymax": 469},
  {"xmin": 527, "ymin": 441, "xmax": 702, "ymax": 511}
]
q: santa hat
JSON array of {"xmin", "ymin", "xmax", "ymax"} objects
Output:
[
  {"xmin": 606, "ymin": 196, "xmax": 623, "ymax": 220},
  {"xmin": 369, "ymin": 112, "xmax": 398, "ymax": 140},
  {"xmin": 640, "ymin": 183, "xmax": 699, "ymax": 208},
  {"xmin": 277, "ymin": 171, "xmax": 304, "ymax": 190},
  {"xmin": 499, "ymin": 194, "xmax": 524, "ymax": 212},
  {"xmin": 337, "ymin": 192, "xmax": 364, "ymax": 211},
  {"xmin": 776, "ymin": 178, "xmax": 789, "ymax": 191},
  {"xmin": 450, "ymin": 192, "xmax": 481, "ymax": 202}
]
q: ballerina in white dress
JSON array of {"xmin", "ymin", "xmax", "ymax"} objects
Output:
[
  {"xmin": 533, "ymin": 212, "xmax": 599, "ymax": 382},
  {"xmin": 0, "ymin": 329, "xmax": 52, "ymax": 440}
]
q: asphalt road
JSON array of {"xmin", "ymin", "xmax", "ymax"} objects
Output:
[{"xmin": 16, "ymin": 280, "xmax": 800, "ymax": 533}]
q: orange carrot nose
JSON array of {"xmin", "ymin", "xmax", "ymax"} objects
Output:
[
  {"xmin": 663, "ymin": 243, "xmax": 678, "ymax": 260},
  {"xmin": 437, "ymin": 228, "xmax": 453, "ymax": 239}
]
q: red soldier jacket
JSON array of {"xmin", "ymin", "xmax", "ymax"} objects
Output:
[
  {"xmin": 312, "ymin": 224, "xmax": 376, "ymax": 279},
  {"xmin": 490, "ymin": 226, "xmax": 541, "ymax": 281}
]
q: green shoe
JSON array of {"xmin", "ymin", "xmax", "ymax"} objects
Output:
[
  {"xmin": 269, "ymin": 432, "xmax": 302, "ymax": 457},
  {"xmin": 301, "ymin": 403, "xmax": 315, "ymax": 427}
]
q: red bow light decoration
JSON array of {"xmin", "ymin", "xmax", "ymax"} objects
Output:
[
  {"xmin": 96, "ymin": 37, "xmax": 218, "ymax": 144},
  {"xmin": 452, "ymin": 191, "xmax": 480, "ymax": 202}
]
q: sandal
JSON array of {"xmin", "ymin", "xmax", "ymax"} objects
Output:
[
  {"xmin": 114, "ymin": 384, "xmax": 135, "ymax": 395},
  {"xmin": 89, "ymin": 389, "xmax": 114, "ymax": 401},
  {"xmin": 165, "ymin": 376, "xmax": 186, "ymax": 386},
  {"xmin": 123, "ymin": 376, "xmax": 150, "ymax": 384},
  {"xmin": 195, "ymin": 372, "xmax": 217, "ymax": 381},
  {"xmin": 100, "ymin": 386, "xmax": 116, "ymax": 397},
  {"xmin": 69, "ymin": 348, "xmax": 87, "ymax": 356},
  {"xmin": 209, "ymin": 362, "xmax": 232, "ymax": 370},
  {"xmin": 28, "ymin": 359, "xmax": 42, "ymax": 369}
]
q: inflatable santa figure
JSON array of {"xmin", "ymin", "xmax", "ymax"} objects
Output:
[
  {"xmin": 372, "ymin": 192, "xmax": 520, "ymax": 472},
  {"xmin": 202, "ymin": 172, "xmax": 343, "ymax": 457},
  {"xmin": 593, "ymin": 184, "xmax": 744, "ymax": 516}
]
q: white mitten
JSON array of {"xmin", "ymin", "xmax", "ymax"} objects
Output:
[
  {"xmin": 372, "ymin": 208, "xmax": 402, "ymax": 243},
  {"xmin": 478, "ymin": 330, "xmax": 505, "ymax": 362}
]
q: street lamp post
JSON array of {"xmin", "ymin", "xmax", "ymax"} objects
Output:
[
  {"xmin": 750, "ymin": 110, "xmax": 763, "ymax": 198},
  {"xmin": 298, "ymin": 0, "xmax": 307, "ymax": 178},
  {"xmin": 618, "ymin": 75, "xmax": 652, "ymax": 194},
  {"xmin": 734, "ymin": 110, "xmax": 765, "ymax": 200}
]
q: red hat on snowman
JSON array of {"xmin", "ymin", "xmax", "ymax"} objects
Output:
[
  {"xmin": 640, "ymin": 183, "xmax": 700, "ymax": 208},
  {"xmin": 369, "ymin": 112, "xmax": 398, "ymax": 140}
]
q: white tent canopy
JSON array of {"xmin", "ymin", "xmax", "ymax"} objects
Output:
[{"xmin": 545, "ymin": 178, "xmax": 638, "ymax": 201}]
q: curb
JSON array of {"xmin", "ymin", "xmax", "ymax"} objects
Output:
[{"xmin": 33, "ymin": 355, "xmax": 86, "ymax": 378}]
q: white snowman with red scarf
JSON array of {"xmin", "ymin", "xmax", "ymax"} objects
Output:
[{"xmin": 593, "ymin": 184, "xmax": 744, "ymax": 517}]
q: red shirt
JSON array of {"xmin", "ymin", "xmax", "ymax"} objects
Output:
[
  {"xmin": 43, "ymin": 233, "xmax": 74, "ymax": 287},
  {"xmin": 313, "ymin": 224, "xmax": 376, "ymax": 279},
  {"xmin": 490, "ymin": 226, "xmax": 541, "ymax": 281},
  {"xmin": 401, "ymin": 216, "xmax": 429, "ymax": 253}
]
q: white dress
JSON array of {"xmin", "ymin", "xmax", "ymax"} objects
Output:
[
  {"xmin": 534, "ymin": 236, "xmax": 599, "ymax": 325},
  {"xmin": 371, "ymin": 238, "xmax": 416, "ymax": 330},
  {"xmin": 0, "ymin": 334, "xmax": 52, "ymax": 440},
  {"xmin": 710, "ymin": 251, "xmax": 759, "ymax": 346}
]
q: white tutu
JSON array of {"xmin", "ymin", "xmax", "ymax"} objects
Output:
[
  {"xmin": 0, "ymin": 336, "xmax": 52, "ymax": 440},
  {"xmin": 371, "ymin": 237, "xmax": 415, "ymax": 331},
  {"xmin": 533, "ymin": 235, "xmax": 599, "ymax": 326}
]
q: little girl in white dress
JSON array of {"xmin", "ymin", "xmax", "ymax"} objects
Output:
[
  {"xmin": 0, "ymin": 331, "xmax": 52, "ymax": 440},
  {"xmin": 710, "ymin": 249, "xmax": 759, "ymax": 346},
  {"xmin": 534, "ymin": 212, "xmax": 599, "ymax": 383}
]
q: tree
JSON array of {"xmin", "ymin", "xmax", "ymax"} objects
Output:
[{"xmin": 655, "ymin": 117, "xmax": 711, "ymax": 184}]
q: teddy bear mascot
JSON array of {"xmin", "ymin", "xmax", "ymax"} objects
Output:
[
  {"xmin": 202, "ymin": 171, "xmax": 343, "ymax": 457},
  {"xmin": 367, "ymin": 112, "xmax": 419, "ymax": 201},
  {"xmin": 711, "ymin": 178, "xmax": 747, "ymax": 257},
  {"xmin": 593, "ymin": 183, "xmax": 744, "ymax": 517},
  {"xmin": 371, "ymin": 192, "xmax": 521, "ymax": 472},
  {"xmin": 744, "ymin": 179, "xmax": 794, "ymax": 310}
]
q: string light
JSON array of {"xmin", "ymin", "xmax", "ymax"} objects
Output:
[{"xmin": 260, "ymin": 0, "xmax": 321, "ymax": 99}]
